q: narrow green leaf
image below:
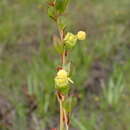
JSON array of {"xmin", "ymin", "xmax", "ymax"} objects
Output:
[{"xmin": 47, "ymin": 6, "xmax": 57, "ymax": 20}]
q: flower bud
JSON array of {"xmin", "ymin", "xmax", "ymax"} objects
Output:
[
  {"xmin": 64, "ymin": 32, "xmax": 77, "ymax": 49},
  {"xmin": 77, "ymin": 31, "xmax": 86, "ymax": 40}
]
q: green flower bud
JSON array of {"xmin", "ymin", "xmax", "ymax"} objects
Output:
[{"xmin": 64, "ymin": 32, "xmax": 77, "ymax": 49}]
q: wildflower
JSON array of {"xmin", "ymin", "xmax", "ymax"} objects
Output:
[
  {"xmin": 55, "ymin": 69, "xmax": 73, "ymax": 88},
  {"xmin": 77, "ymin": 31, "xmax": 86, "ymax": 40},
  {"xmin": 64, "ymin": 32, "xmax": 77, "ymax": 49}
]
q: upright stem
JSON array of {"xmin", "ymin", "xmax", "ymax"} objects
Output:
[
  {"xmin": 59, "ymin": 100, "xmax": 64, "ymax": 130},
  {"xmin": 62, "ymin": 49, "xmax": 65, "ymax": 65},
  {"xmin": 59, "ymin": 28, "xmax": 65, "ymax": 66},
  {"xmin": 63, "ymin": 108, "xmax": 69, "ymax": 130},
  {"xmin": 59, "ymin": 28, "xmax": 65, "ymax": 130},
  {"xmin": 57, "ymin": 22, "xmax": 69, "ymax": 130},
  {"xmin": 56, "ymin": 92, "xmax": 64, "ymax": 130}
]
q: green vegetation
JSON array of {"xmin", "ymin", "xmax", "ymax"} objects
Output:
[{"xmin": 0, "ymin": 0, "xmax": 130, "ymax": 130}]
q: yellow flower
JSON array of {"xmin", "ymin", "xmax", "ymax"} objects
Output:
[
  {"xmin": 55, "ymin": 69, "xmax": 73, "ymax": 88},
  {"xmin": 77, "ymin": 31, "xmax": 86, "ymax": 40},
  {"xmin": 55, "ymin": 76, "xmax": 69, "ymax": 87},
  {"xmin": 64, "ymin": 32, "xmax": 77, "ymax": 49},
  {"xmin": 57, "ymin": 69, "xmax": 68, "ymax": 78}
]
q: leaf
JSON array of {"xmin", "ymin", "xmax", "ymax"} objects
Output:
[
  {"xmin": 55, "ymin": 0, "xmax": 70, "ymax": 14},
  {"xmin": 47, "ymin": 6, "xmax": 57, "ymax": 20},
  {"xmin": 57, "ymin": 16, "xmax": 67, "ymax": 30},
  {"xmin": 55, "ymin": 85, "xmax": 70, "ymax": 95},
  {"xmin": 63, "ymin": 96, "xmax": 77, "ymax": 113},
  {"xmin": 64, "ymin": 0, "xmax": 70, "ymax": 9},
  {"xmin": 55, "ymin": 0, "xmax": 64, "ymax": 13}
]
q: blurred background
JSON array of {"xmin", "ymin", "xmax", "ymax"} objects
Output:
[{"xmin": 0, "ymin": 0, "xmax": 130, "ymax": 130}]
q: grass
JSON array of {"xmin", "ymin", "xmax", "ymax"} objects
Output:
[{"xmin": 0, "ymin": 0, "xmax": 130, "ymax": 130}]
